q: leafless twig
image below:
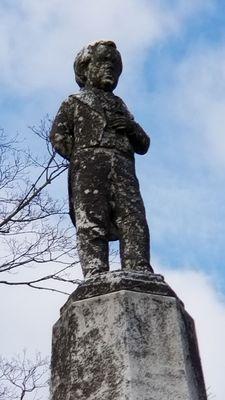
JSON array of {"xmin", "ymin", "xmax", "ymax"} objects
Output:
[
  {"xmin": 0, "ymin": 120, "xmax": 79, "ymax": 294},
  {"xmin": 0, "ymin": 351, "xmax": 49, "ymax": 400}
]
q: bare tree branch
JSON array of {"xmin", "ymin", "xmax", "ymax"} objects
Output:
[
  {"xmin": 0, "ymin": 351, "xmax": 49, "ymax": 400},
  {"xmin": 0, "ymin": 120, "xmax": 81, "ymax": 294}
]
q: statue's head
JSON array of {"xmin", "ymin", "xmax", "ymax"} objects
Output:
[{"xmin": 74, "ymin": 40, "xmax": 123, "ymax": 92}]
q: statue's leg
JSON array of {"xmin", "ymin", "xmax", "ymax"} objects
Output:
[
  {"xmin": 112, "ymin": 155, "xmax": 153, "ymax": 273},
  {"xmin": 77, "ymin": 233, "xmax": 109, "ymax": 278},
  {"xmin": 70, "ymin": 152, "xmax": 111, "ymax": 278}
]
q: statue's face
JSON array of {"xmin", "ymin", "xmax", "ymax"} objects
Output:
[{"xmin": 85, "ymin": 45, "xmax": 122, "ymax": 92}]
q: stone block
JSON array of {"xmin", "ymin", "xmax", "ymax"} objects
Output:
[{"xmin": 51, "ymin": 271, "xmax": 207, "ymax": 400}]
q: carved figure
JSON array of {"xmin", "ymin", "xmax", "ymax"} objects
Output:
[{"xmin": 50, "ymin": 40, "xmax": 153, "ymax": 278}]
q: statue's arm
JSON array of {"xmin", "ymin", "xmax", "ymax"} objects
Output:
[
  {"xmin": 114, "ymin": 98, "xmax": 150, "ymax": 155},
  {"xmin": 50, "ymin": 99, "xmax": 74, "ymax": 161},
  {"xmin": 127, "ymin": 119, "xmax": 150, "ymax": 155}
]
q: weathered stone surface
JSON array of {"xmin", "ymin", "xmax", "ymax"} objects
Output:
[
  {"xmin": 60, "ymin": 270, "xmax": 180, "ymax": 310},
  {"xmin": 49, "ymin": 40, "xmax": 152, "ymax": 278},
  {"xmin": 51, "ymin": 272, "xmax": 207, "ymax": 400}
]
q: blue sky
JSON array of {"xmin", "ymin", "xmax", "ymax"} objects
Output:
[{"xmin": 0, "ymin": 1, "xmax": 225, "ymax": 398}]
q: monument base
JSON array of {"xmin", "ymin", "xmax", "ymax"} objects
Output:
[{"xmin": 51, "ymin": 271, "xmax": 207, "ymax": 400}]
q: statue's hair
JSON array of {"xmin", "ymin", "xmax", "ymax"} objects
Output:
[{"xmin": 74, "ymin": 40, "xmax": 122, "ymax": 88}]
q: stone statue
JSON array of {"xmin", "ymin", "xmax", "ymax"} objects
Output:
[{"xmin": 50, "ymin": 40, "xmax": 153, "ymax": 278}]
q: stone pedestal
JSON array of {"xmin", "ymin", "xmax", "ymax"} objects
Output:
[{"xmin": 51, "ymin": 271, "xmax": 207, "ymax": 400}]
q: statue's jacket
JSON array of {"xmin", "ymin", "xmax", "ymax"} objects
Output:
[
  {"xmin": 50, "ymin": 88, "xmax": 150, "ymax": 240},
  {"xmin": 50, "ymin": 88, "xmax": 150, "ymax": 161}
]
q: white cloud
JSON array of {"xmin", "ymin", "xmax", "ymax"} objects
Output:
[
  {"xmin": 158, "ymin": 44, "xmax": 225, "ymax": 169},
  {"xmin": 144, "ymin": 170, "xmax": 225, "ymax": 252},
  {"xmin": 137, "ymin": 42, "xmax": 225, "ymax": 262},
  {"xmin": 0, "ymin": 0, "xmax": 212, "ymax": 94}
]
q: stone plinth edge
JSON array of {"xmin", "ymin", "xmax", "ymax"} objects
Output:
[{"xmin": 60, "ymin": 270, "xmax": 183, "ymax": 315}]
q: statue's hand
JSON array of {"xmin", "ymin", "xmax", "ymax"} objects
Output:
[{"xmin": 107, "ymin": 115, "xmax": 135, "ymax": 133}]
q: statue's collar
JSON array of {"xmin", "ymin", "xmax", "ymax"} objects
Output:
[
  {"xmin": 75, "ymin": 88, "xmax": 103, "ymax": 115},
  {"xmin": 73, "ymin": 88, "xmax": 130, "ymax": 122}
]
